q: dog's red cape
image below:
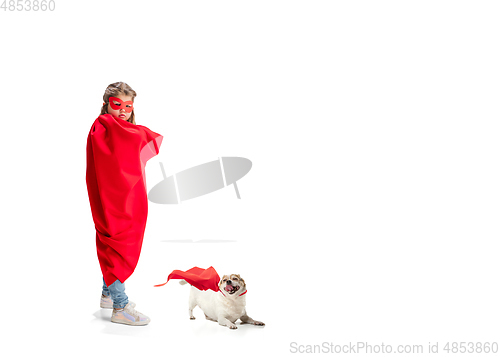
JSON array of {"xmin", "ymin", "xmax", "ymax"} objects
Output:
[
  {"xmin": 154, "ymin": 266, "xmax": 221, "ymax": 292},
  {"xmin": 86, "ymin": 114, "xmax": 163, "ymax": 287}
]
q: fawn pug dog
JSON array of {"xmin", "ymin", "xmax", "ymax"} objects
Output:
[{"xmin": 180, "ymin": 274, "xmax": 265, "ymax": 329}]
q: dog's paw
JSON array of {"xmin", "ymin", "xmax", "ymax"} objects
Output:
[
  {"xmin": 253, "ymin": 321, "xmax": 265, "ymax": 326},
  {"xmin": 229, "ymin": 325, "xmax": 238, "ymax": 329},
  {"xmin": 190, "ymin": 316, "xmax": 196, "ymax": 320}
]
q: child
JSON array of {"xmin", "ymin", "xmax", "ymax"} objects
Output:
[{"xmin": 86, "ymin": 82, "xmax": 163, "ymax": 326}]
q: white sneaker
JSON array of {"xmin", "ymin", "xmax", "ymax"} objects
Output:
[
  {"xmin": 111, "ymin": 302, "xmax": 150, "ymax": 326},
  {"xmin": 100, "ymin": 295, "xmax": 135, "ymax": 309}
]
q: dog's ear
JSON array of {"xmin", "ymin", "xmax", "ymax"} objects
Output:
[{"xmin": 219, "ymin": 275, "xmax": 228, "ymax": 289}]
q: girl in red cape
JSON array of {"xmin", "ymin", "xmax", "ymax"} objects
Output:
[{"xmin": 86, "ymin": 82, "xmax": 163, "ymax": 326}]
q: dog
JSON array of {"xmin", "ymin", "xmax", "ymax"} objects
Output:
[{"xmin": 180, "ymin": 274, "xmax": 265, "ymax": 329}]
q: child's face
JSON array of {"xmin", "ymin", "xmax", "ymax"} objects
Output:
[{"xmin": 107, "ymin": 94, "xmax": 134, "ymax": 121}]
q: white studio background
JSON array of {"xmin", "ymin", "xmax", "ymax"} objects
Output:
[{"xmin": 1, "ymin": 1, "xmax": 500, "ymax": 356}]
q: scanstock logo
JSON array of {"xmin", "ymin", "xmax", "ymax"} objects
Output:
[{"xmin": 148, "ymin": 157, "xmax": 252, "ymax": 204}]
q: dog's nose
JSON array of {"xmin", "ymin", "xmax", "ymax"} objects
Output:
[{"xmin": 227, "ymin": 280, "xmax": 232, "ymax": 285}]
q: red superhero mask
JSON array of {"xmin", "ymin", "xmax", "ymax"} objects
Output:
[{"xmin": 108, "ymin": 96, "xmax": 134, "ymax": 113}]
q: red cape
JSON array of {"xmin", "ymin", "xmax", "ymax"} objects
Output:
[
  {"xmin": 154, "ymin": 266, "xmax": 221, "ymax": 292},
  {"xmin": 86, "ymin": 114, "xmax": 163, "ymax": 286}
]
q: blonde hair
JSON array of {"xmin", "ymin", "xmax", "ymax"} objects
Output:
[{"xmin": 100, "ymin": 82, "xmax": 137, "ymax": 125}]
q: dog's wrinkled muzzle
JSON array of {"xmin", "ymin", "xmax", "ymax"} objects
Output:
[{"xmin": 224, "ymin": 284, "xmax": 240, "ymax": 294}]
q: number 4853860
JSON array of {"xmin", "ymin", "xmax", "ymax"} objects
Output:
[
  {"xmin": 1, "ymin": 0, "xmax": 56, "ymax": 11},
  {"xmin": 443, "ymin": 342, "xmax": 498, "ymax": 354}
]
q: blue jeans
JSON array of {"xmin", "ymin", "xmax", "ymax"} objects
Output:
[{"xmin": 102, "ymin": 278, "xmax": 129, "ymax": 309}]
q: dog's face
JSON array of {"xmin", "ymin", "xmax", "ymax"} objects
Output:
[{"xmin": 219, "ymin": 274, "xmax": 246, "ymax": 296}]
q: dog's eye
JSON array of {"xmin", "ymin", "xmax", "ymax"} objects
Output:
[
  {"xmin": 223, "ymin": 279, "xmax": 227, "ymax": 282},
  {"xmin": 233, "ymin": 278, "xmax": 238, "ymax": 281}
]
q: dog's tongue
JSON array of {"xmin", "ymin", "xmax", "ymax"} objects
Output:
[{"xmin": 225, "ymin": 285, "xmax": 234, "ymax": 292}]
